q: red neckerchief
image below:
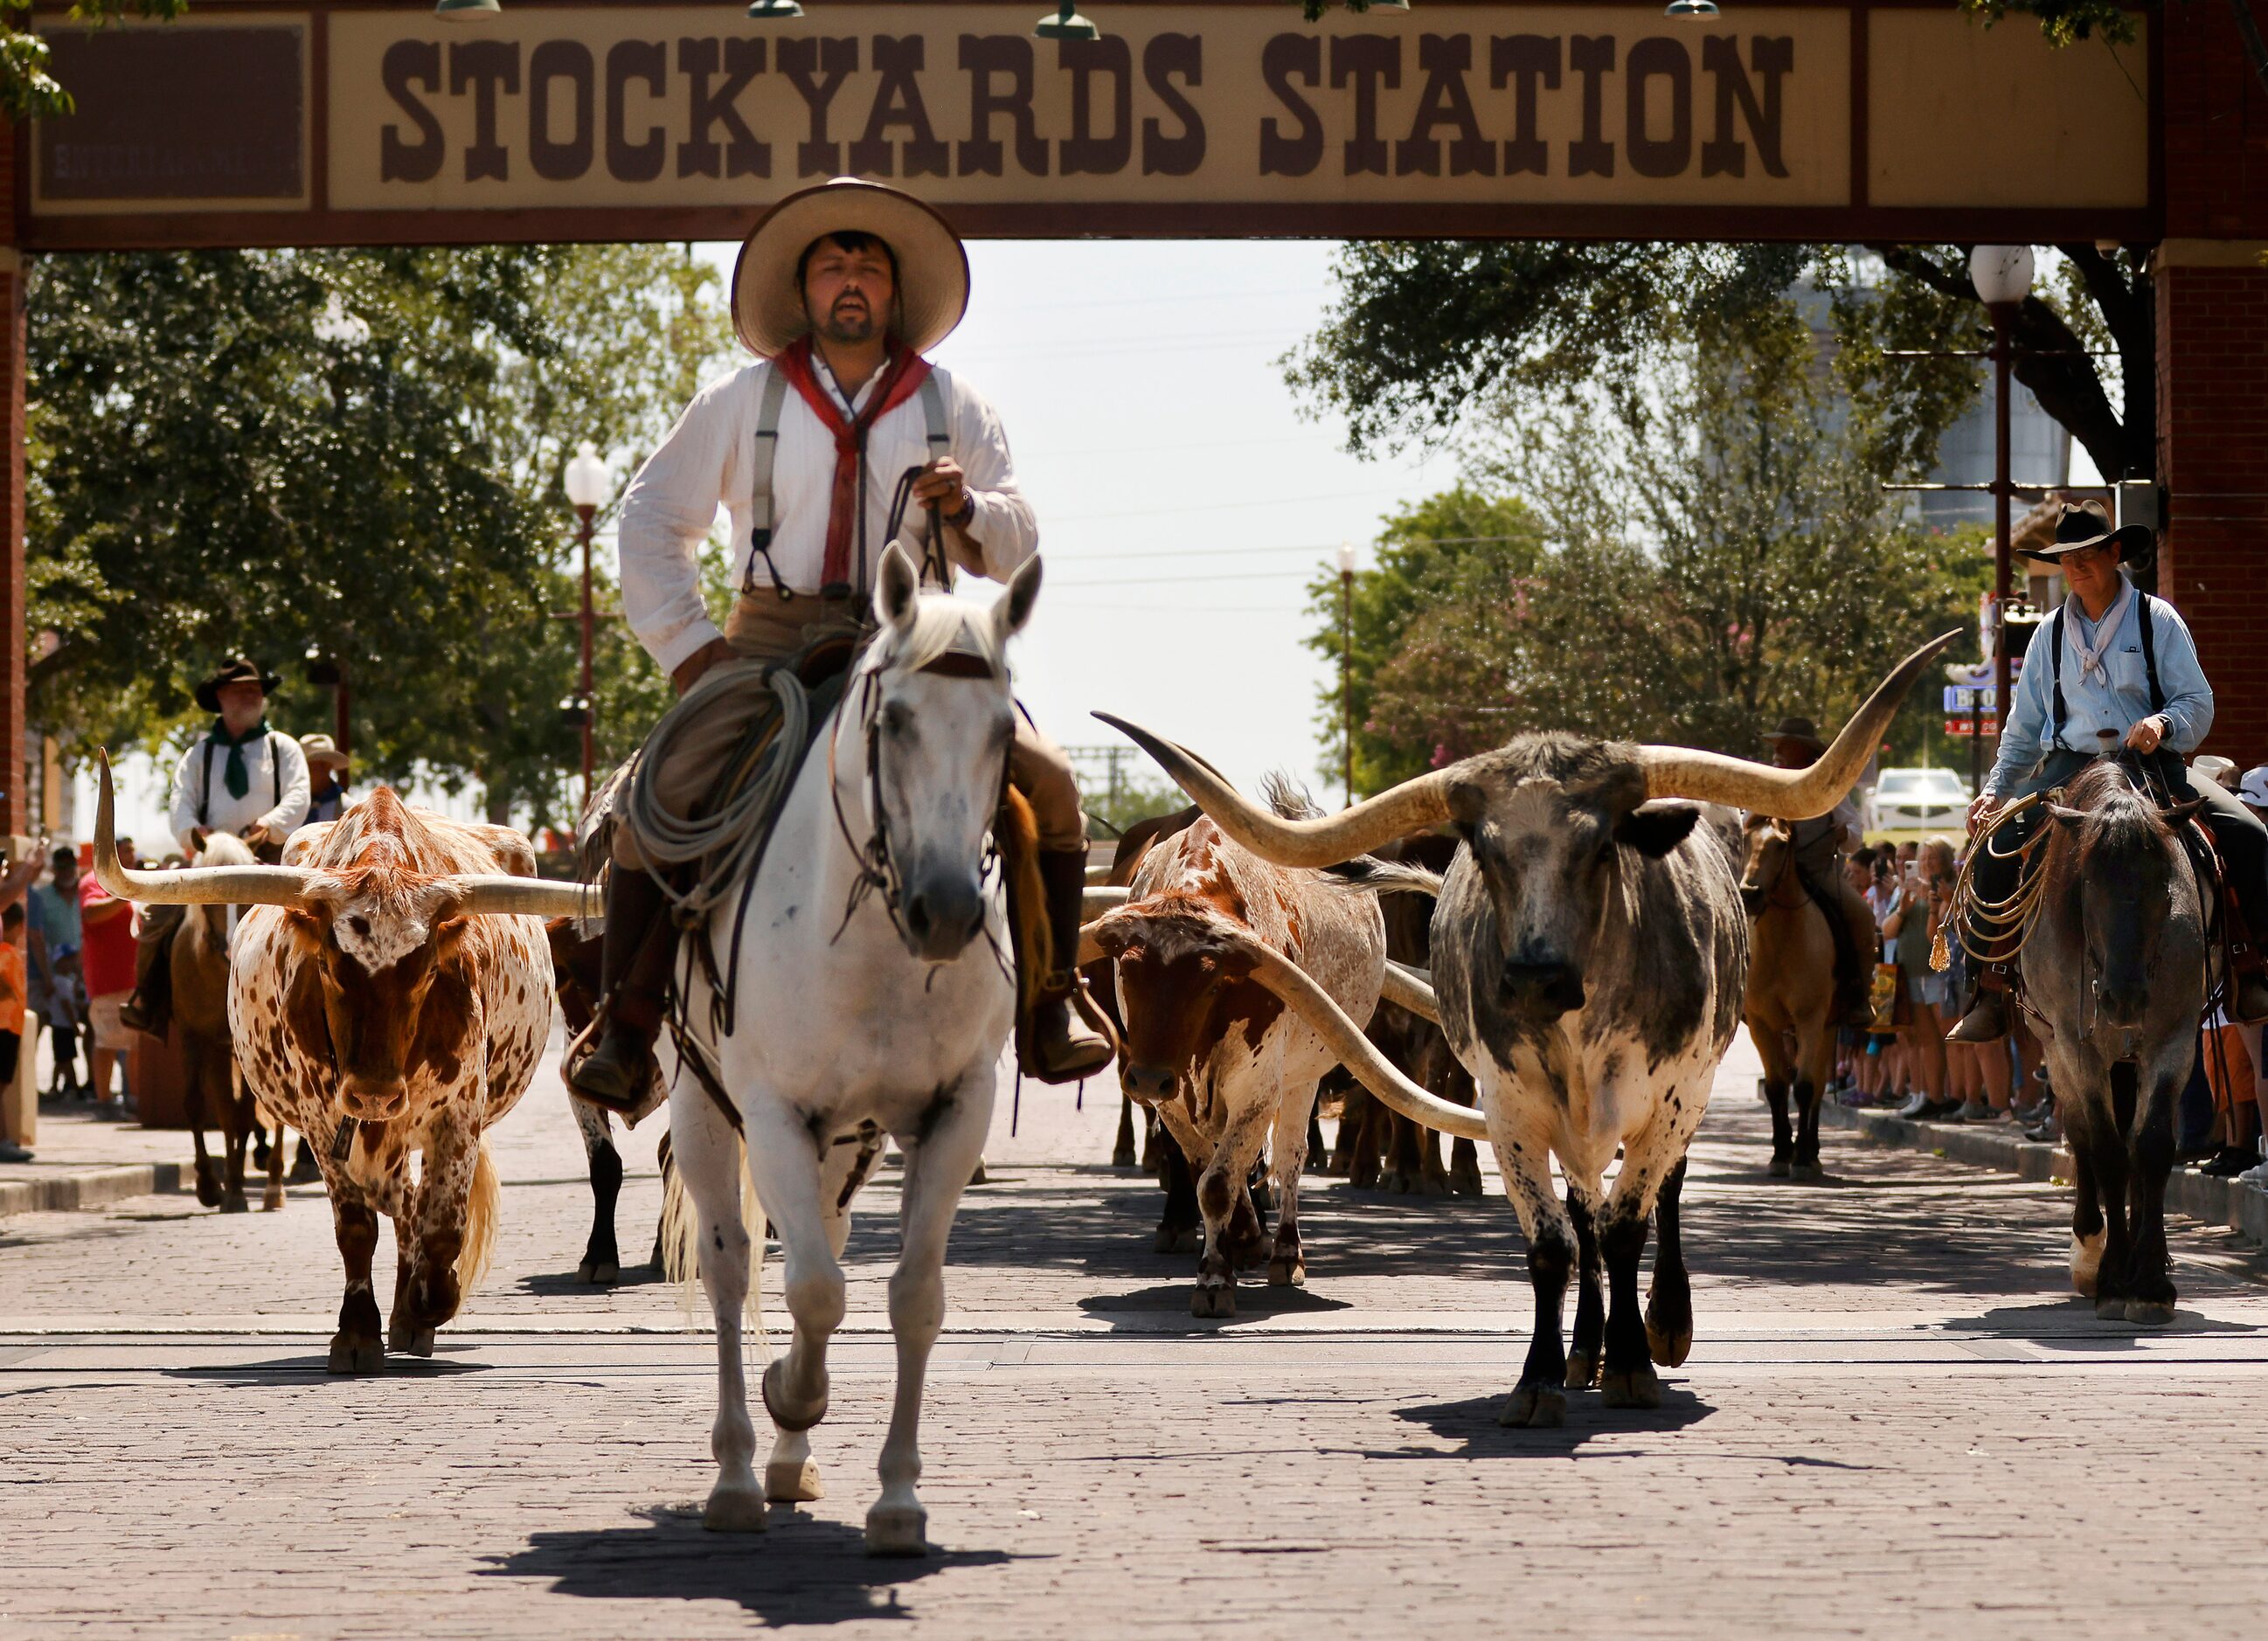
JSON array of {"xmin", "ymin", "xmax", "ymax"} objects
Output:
[{"xmin": 770, "ymin": 335, "xmax": 933, "ymax": 589}]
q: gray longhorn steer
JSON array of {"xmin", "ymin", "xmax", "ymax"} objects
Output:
[{"xmin": 1095, "ymin": 633, "xmax": 1952, "ymax": 1425}]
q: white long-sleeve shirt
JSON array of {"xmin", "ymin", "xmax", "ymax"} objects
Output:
[
  {"xmin": 166, "ymin": 728, "xmax": 311, "ymax": 855},
  {"xmin": 618, "ymin": 357, "xmax": 1038, "ymax": 676}
]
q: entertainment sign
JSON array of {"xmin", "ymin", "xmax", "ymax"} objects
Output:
[{"xmin": 23, "ymin": 1, "xmax": 2152, "ymax": 249}]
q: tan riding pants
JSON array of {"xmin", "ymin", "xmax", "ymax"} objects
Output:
[{"xmin": 613, "ymin": 591, "xmax": 1085, "ymax": 870}]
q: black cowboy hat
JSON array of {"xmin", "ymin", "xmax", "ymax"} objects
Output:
[
  {"xmin": 1766, "ymin": 716, "xmax": 1828, "ymax": 758},
  {"xmin": 194, "ymin": 654, "xmax": 281, "ymax": 713},
  {"xmin": 2020, "ymin": 499, "xmax": 2153, "ymax": 564}
]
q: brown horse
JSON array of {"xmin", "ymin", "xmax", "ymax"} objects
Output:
[
  {"xmin": 1737, "ymin": 815, "xmax": 1841, "ymax": 1182},
  {"xmin": 170, "ymin": 831, "xmax": 280, "ymax": 1213}
]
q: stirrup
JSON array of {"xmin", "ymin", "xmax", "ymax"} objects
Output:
[
  {"xmin": 1947, "ymin": 992, "xmax": 2011, "ymax": 1044},
  {"xmin": 565, "ymin": 1014, "xmax": 657, "ymax": 1115}
]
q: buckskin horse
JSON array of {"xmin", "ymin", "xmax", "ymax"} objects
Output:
[
  {"xmin": 2018, "ymin": 759, "xmax": 2212, "ymax": 1323},
  {"xmin": 165, "ymin": 830, "xmax": 276, "ymax": 1214},
  {"xmin": 1737, "ymin": 815, "xmax": 1841, "ymax": 1183}
]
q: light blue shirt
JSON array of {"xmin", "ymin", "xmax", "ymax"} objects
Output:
[{"xmin": 1985, "ymin": 573, "xmax": 2214, "ymax": 796}]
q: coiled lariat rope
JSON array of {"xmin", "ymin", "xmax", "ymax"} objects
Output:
[{"xmin": 1932, "ymin": 791, "xmax": 2050, "ymax": 973}]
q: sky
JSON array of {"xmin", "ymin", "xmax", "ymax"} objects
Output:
[{"xmin": 90, "ymin": 238, "xmax": 1453, "ymax": 849}]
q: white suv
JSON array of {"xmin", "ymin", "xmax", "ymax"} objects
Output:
[{"xmin": 1868, "ymin": 766, "xmax": 1972, "ymax": 834}]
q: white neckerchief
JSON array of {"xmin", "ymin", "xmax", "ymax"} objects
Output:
[{"xmin": 2066, "ymin": 577, "xmax": 2133, "ymax": 687}]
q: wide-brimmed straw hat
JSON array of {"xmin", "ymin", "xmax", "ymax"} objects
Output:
[
  {"xmin": 194, "ymin": 655, "xmax": 281, "ymax": 713},
  {"xmin": 1766, "ymin": 716, "xmax": 1828, "ymax": 758},
  {"xmin": 298, "ymin": 732, "xmax": 350, "ymax": 772},
  {"xmin": 731, "ymin": 178, "xmax": 970, "ymax": 359},
  {"xmin": 2020, "ymin": 499, "xmax": 2153, "ymax": 564}
]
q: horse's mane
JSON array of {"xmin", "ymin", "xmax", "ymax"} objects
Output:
[
  {"xmin": 864, "ymin": 595, "xmax": 1005, "ymax": 682},
  {"xmin": 194, "ymin": 830, "xmax": 256, "ymax": 868},
  {"xmin": 2061, "ymin": 760, "xmax": 2172, "ymax": 862}
]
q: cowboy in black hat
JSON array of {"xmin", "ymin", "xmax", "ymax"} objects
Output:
[
  {"xmin": 1765, "ymin": 716, "xmax": 1881, "ymax": 1028},
  {"xmin": 1949, "ymin": 501, "xmax": 2268, "ymax": 1038},
  {"xmin": 576, "ymin": 178, "xmax": 1113, "ymax": 1110},
  {"xmin": 119, "ymin": 656, "xmax": 310, "ymax": 1037}
]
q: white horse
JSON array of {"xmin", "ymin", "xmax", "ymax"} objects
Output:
[{"xmin": 667, "ymin": 542, "xmax": 1037, "ymax": 1554}]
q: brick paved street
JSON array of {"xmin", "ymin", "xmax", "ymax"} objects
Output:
[{"xmin": 7, "ymin": 1031, "xmax": 2268, "ymax": 1638}]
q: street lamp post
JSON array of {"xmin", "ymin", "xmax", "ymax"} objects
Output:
[
  {"xmin": 1337, "ymin": 540, "xmax": 1357, "ymax": 809},
  {"xmin": 1969, "ymin": 245, "xmax": 2034, "ymax": 768},
  {"xmin": 562, "ymin": 441, "xmax": 611, "ymax": 812}
]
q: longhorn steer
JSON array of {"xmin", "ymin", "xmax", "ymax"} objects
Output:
[
  {"xmin": 95, "ymin": 765, "xmax": 590, "ymax": 1372},
  {"xmin": 1091, "ymin": 785, "xmax": 1391, "ymax": 1317},
  {"xmin": 1097, "ymin": 633, "xmax": 1952, "ymax": 1420}
]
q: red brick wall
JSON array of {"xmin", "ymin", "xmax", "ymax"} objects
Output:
[
  {"xmin": 0, "ymin": 113, "xmax": 22, "ymax": 838},
  {"xmin": 2162, "ymin": 9, "xmax": 2268, "ymax": 240}
]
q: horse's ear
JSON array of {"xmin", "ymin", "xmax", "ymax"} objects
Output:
[
  {"xmin": 995, "ymin": 553, "xmax": 1042, "ymax": 643},
  {"xmin": 2162, "ymin": 798, "xmax": 2206, "ymax": 830},
  {"xmin": 875, "ymin": 541, "xmax": 919, "ymax": 633},
  {"xmin": 2048, "ymin": 803, "xmax": 2087, "ymax": 830}
]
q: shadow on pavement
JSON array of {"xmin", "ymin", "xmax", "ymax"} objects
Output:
[
  {"xmin": 160, "ymin": 1354, "xmax": 491, "ymax": 1384},
  {"xmin": 517, "ymin": 1268, "xmax": 667, "ymax": 1297},
  {"xmin": 1077, "ymin": 1282, "xmax": 1353, "ymax": 1333},
  {"xmin": 482, "ymin": 1504, "xmax": 1021, "ymax": 1624},
  {"xmin": 1370, "ymin": 1386, "xmax": 1716, "ymax": 1458},
  {"xmin": 1945, "ymin": 1296, "xmax": 2259, "ymax": 1345}
]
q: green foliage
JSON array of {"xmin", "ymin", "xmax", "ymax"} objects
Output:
[
  {"xmin": 1317, "ymin": 313, "xmax": 1984, "ymax": 782},
  {"xmin": 1079, "ymin": 777, "xmax": 1189, "ymax": 837},
  {"xmin": 1955, "ymin": 0, "xmax": 2140, "ymax": 45},
  {"xmin": 27, "ymin": 245, "xmax": 733, "ymax": 831},
  {"xmin": 1300, "ymin": 484, "xmax": 1545, "ymax": 795},
  {"xmin": 1, "ymin": 0, "xmax": 190, "ymax": 121}
]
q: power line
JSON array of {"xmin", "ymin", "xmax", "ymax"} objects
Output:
[{"xmin": 1047, "ymin": 486, "xmax": 1409, "ymax": 523}]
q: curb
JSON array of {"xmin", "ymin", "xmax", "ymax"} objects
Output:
[
  {"xmin": 0, "ymin": 1162, "xmax": 184, "ymax": 1219},
  {"xmin": 1821, "ymin": 1100, "xmax": 2268, "ymax": 1246}
]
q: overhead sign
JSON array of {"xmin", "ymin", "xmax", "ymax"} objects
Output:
[
  {"xmin": 1945, "ymin": 717, "xmax": 2000, "ymax": 737},
  {"xmin": 23, "ymin": 2, "xmax": 2151, "ymax": 249}
]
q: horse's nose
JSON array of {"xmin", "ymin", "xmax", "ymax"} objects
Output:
[
  {"xmin": 901, "ymin": 877, "xmax": 983, "ymax": 963},
  {"xmin": 2097, "ymin": 981, "xmax": 2149, "ymax": 1029},
  {"xmin": 1501, "ymin": 960, "xmax": 1585, "ymax": 1019}
]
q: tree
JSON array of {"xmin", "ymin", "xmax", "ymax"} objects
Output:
[
  {"xmin": 1320, "ymin": 308, "xmax": 1987, "ymax": 780},
  {"xmin": 26, "ymin": 244, "xmax": 733, "ymax": 831},
  {"xmin": 3, "ymin": 0, "xmax": 190, "ymax": 121},
  {"xmin": 1299, "ymin": 484, "xmax": 1544, "ymax": 795}
]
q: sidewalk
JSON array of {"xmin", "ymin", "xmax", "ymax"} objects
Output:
[
  {"xmin": 0, "ymin": 1103, "xmax": 184, "ymax": 1217},
  {"xmin": 1822, "ymin": 1097, "xmax": 2268, "ymax": 1245}
]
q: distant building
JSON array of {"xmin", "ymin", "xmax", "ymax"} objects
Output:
[{"xmin": 1918, "ymin": 382, "xmax": 2075, "ymax": 531}]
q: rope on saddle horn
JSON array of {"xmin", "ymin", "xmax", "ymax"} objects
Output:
[{"xmin": 1934, "ymin": 792, "xmax": 2051, "ymax": 973}]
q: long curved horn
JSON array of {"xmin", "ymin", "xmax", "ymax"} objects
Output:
[
  {"xmin": 1081, "ymin": 885, "xmax": 1130, "ymax": 921},
  {"xmin": 1639, "ymin": 631, "xmax": 1962, "ymax": 818},
  {"xmin": 94, "ymin": 751, "xmax": 319, "ymax": 908},
  {"xmin": 1210, "ymin": 927, "xmax": 1488, "ymax": 1142},
  {"xmin": 445, "ymin": 876, "xmax": 601, "ymax": 919},
  {"xmin": 1093, "ymin": 712, "xmax": 1454, "ymax": 870},
  {"xmin": 1380, "ymin": 959, "xmax": 1440, "ymax": 1025}
]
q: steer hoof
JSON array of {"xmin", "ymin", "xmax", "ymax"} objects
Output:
[
  {"xmin": 865, "ymin": 1500, "xmax": 930, "ymax": 1557},
  {"xmin": 1449, "ymin": 1164, "xmax": 1485, "ymax": 1199},
  {"xmin": 1789, "ymin": 1162, "xmax": 1826, "ymax": 1185},
  {"xmin": 2094, "ymin": 1296, "xmax": 2130, "ymax": 1323},
  {"xmin": 2125, "ymin": 1298, "xmax": 2175, "ymax": 1326},
  {"xmin": 577, "ymin": 1260, "xmax": 620, "ymax": 1286},
  {"xmin": 1189, "ymin": 1282, "xmax": 1237, "ymax": 1319},
  {"xmin": 1767, "ymin": 1154, "xmax": 1791, "ymax": 1180},
  {"xmin": 1154, "ymin": 1224, "xmax": 1201, "ymax": 1256},
  {"xmin": 766, "ymin": 1458, "xmax": 823, "ymax": 1503},
  {"xmin": 220, "ymin": 1192, "xmax": 250, "ymax": 1215},
  {"xmin": 327, "ymin": 1333, "xmax": 384, "ymax": 1375},
  {"xmin": 1499, "ymin": 1383, "xmax": 1567, "ymax": 1428},
  {"xmin": 1564, "ymin": 1350, "xmax": 1599, "ymax": 1390},
  {"xmin": 1601, "ymin": 1363, "xmax": 1664, "ymax": 1409},
  {"xmin": 702, "ymin": 1482, "xmax": 769, "ymax": 1534},
  {"xmin": 261, "ymin": 1183, "xmax": 286, "ymax": 1213},
  {"xmin": 2070, "ymin": 1230, "xmax": 2106, "ymax": 1298},
  {"xmin": 1266, "ymin": 1256, "xmax": 1305, "ymax": 1288}
]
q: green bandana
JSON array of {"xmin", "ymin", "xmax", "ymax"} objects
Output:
[{"xmin": 210, "ymin": 717, "xmax": 268, "ymax": 802}]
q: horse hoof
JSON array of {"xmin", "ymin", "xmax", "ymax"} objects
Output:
[
  {"xmin": 760, "ymin": 1359, "xmax": 828, "ymax": 1433},
  {"xmin": 2070, "ymin": 1231, "xmax": 2105, "ymax": 1298},
  {"xmin": 703, "ymin": 1483, "xmax": 769, "ymax": 1534},
  {"xmin": 2094, "ymin": 1296, "xmax": 2129, "ymax": 1322},
  {"xmin": 219, "ymin": 1194, "xmax": 250, "ymax": 1215},
  {"xmin": 2125, "ymin": 1299, "xmax": 2175, "ymax": 1326},
  {"xmin": 288, "ymin": 1149, "xmax": 323, "ymax": 1186},
  {"xmin": 577, "ymin": 1261, "xmax": 620, "ymax": 1286},
  {"xmin": 766, "ymin": 1458, "xmax": 823, "ymax": 1503},
  {"xmin": 391, "ymin": 1326, "xmax": 435, "ymax": 1359},
  {"xmin": 1498, "ymin": 1384, "xmax": 1566, "ymax": 1428},
  {"xmin": 1112, "ymin": 1146, "xmax": 1137, "ymax": 1169},
  {"xmin": 261, "ymin": 1186, "xmax": 285, "ymax": 1213},
  {"xmin": 193, "ymin": 1173, "xmax": 223, "ymax": 1209},
  {"xmin": 1266, "ymin": 1257, "xmax": 1305, "ymax": 1288},
  {"xmin": 1564, "ymin": 1350, "xmax": 1599, "ymax": 1390},
  {"xmin": 327, "ymin": 1333, "xmax": 384, "ymax": 1374},
  {"xmin": 968, "ymin": 1156, "xmax": 988, "ymax": 1187},
  {"xmin": 1601, "ymin": 1364, "xmax": 1664, "ymax": 1409},
  {"xmin": 1154, "ymin": 1225, "xmax": 1200, "ymax": 1256},
  {"xmin": 1189, "ymin": 1283, "xmax": 1236, "ymax": 1319},
  {"xmin": 1450, "ymin": 1168, "xmax": 1485, "ymax": 1199},
  {"xmin": 1789, "ymin": 1163, "xmax": 1826, "ymax": 1185},
  {"xmin": 865, "ymin": 1501, "xmax": 929, "ymax": 1557}
]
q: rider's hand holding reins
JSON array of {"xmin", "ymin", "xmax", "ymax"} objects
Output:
[
  {"xmin": 1967, "ymin": 793, "xmax": 1996, "ymax": 837},
  {"xmin": 2122, "ymin": 715, "xmax": 2169, "ymax": 754},
  {"xmin": 910, "ymin": 457, "xmax": 972, "ymax": 525}
]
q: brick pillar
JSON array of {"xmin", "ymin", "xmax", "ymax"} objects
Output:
[
  {"xmin": 2156, "ymin": 251, "xmax": 2268, "ymax": 772},
  {"xmin": 0, "ymin": 251, "xmax": 23, "ymax": 841}
]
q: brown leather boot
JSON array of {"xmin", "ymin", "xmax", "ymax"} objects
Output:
[
  {"xmin": 1947, "ymin": 973, "xmax": 2012, "ymax": 1044},
  {"xmin": 1027, "ymin": 848, "xmax": 1116, "ymax": 1084},
  {"xmin": 569, "ymin": 868, "xmax": 675, "ymax": 1114}
]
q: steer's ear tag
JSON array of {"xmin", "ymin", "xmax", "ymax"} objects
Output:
[{"xmin": 329, "ymin": 1118, "xmax": 358, "ymax": 1164}]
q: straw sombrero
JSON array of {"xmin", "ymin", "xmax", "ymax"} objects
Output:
[{"xmin": 731, "ymin": 178, "xmax": 970, "ymax": 359}]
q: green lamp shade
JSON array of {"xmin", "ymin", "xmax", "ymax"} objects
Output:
[
  {"xmin": 1035, "ymin": 3, "xmax": 1099, "ymax": 40},
  {"xmin": 746, "ymin": 0, "xmax": 805, "ymax": 15},
  {"xmin": 434, "ymin": 0, "xmax": 502, "ymax": 17}
]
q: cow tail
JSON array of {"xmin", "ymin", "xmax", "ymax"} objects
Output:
[
  {"xmin": 659, "ymin": 1132, "xmax": 768, "ymax": 1349},
  {"xmin": 454, "ymin": 1139, "xmax": 502, "ymax": 1294}
]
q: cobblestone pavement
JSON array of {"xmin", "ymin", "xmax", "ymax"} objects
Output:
[{"xmin": 7, "ymin": 1031, "xmax": 2268, "ymax": 1638}]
